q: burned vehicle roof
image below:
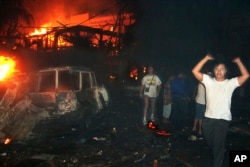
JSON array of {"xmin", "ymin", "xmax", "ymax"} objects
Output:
[{"xmin": 38, "ymin": 66, "xmax": 93, "ymax": 72}]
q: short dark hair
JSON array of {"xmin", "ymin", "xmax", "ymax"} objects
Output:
[
  {"xmin": 213, "ymin": 61, "xmax": 229, "ymax": 78},
  {"xmin": 213, "ymin": 62, "xmax": 228, "ymax": 70}
]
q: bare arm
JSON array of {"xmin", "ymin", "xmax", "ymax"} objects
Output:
[
  {"xmin": 192, "ymin": 53, "xmax": 214, "ymax": 81},
  {"xmin": 140, "ymin": 84, "xmax": 144, "ymax": 98},
  {"xmin": 233, "ymin": 57, "xmax": 250, "ymax": 85}
]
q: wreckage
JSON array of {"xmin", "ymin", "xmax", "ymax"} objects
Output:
[{"xmin": 0, "ymin": 66, "xmax": 110, "ymax": 143}]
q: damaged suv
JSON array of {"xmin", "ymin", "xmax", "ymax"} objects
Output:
[
  {"xmin": 29, "ymin": 66, "xmax": 109, "ymax": 114},
  {"xmin": 0, "ymin": 66, "xmax": 110, "ymax": 142}
]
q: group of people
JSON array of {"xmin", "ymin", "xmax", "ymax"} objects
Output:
[
  {"xmin": 139, "ymin": 54, "xmax": 249, "ymax": 167},
  {"xmin": 139, "ymin": 65, "xmax": 191, "ymax": 129}
]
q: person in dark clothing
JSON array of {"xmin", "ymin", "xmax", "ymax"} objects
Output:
[{"xmin": 170, "ymin": 72, "xmax": 189, "ymax": 130}]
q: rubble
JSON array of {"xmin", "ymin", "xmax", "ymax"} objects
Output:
[{"xmin": 0, "ymin": 81, "xmax": 249, "ymax": 167}]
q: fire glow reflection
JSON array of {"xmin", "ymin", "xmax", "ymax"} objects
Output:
[
  {"xmin": 4, "ymin": 138, "xmax": 12, "ymax": 145},
  {"xmin": 148, "ymin": 121, "xmax": 171, "ymax": 136}
]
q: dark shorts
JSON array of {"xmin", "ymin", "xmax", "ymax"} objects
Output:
[{"xmin": 195, "ymin": 102, "xmax": 205, "ymax": 119}]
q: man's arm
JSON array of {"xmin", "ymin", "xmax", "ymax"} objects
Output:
[
  {"xmin": 233, "ymin": 57, "xmax": 249, "ymax": 85},
  {"xmin": 192, "ymin": 53, "xmax": 214, "ymax": 81},
  {"xmin": 140, "ymin": 84, "xmax": 144, "ymax": 98}
]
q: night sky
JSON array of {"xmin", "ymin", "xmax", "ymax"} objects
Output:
[{"xmin": 134, "ymin": 0, "xmax": 250, "ymax": 71}]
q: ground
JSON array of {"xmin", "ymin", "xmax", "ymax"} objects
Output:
[{"xmin": 0, "ymin": 82, "xmax": 250, "ymax": 167}]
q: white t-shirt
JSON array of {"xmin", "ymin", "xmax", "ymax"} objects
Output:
[
  {"xmin": 142, "ymin": 74, "xmax": 162, "ymax": 97},
  {"xmin": 202, "ymin": 74, "xmax": 239, "ymax": 121},
  {"xmin": 195, "ymin": 83, "xmax": 206, "ymax": 105}
]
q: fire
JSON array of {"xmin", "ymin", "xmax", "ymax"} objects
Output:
[
  {"xmin": 109, "ymin": 75, "xmax": 116, "ymax": 80},
  {"xmin": 0, "ymin": 56, "xmax": 16, "ymax": 81},
  {"xmin": 29, "ymin": 23, "xmax": 51, "ymax": 36},
  {"xmin": 27, "ymin": 23, "xmax": 71, "ymax": 49},
  {"xmin": 4, "ymin": 138, "xmax": 12, "ymax": 145},
  {"xmin": 129, "ymin": 66, "xmax": 138, "ymax": 80},
  {"xmin": 143, "ymin": 66, "xmax": 147, "ymax": 74},
  {"xmin": 148, "ymin": 121, "xmax": 157, "ymax": 130},
  {"xmin": 147, "ymin": 121, "xmax": 171, "ymax": 136}
]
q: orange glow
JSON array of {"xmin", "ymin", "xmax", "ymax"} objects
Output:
[
  {"xmin": 148, "ymin": 121, "xmax": 157, "ymax": 130},
  {"xmin": 143, "ymin": 66, "xmax": 147, "ymax": 74},
  {"xmin": 28, "ymin": 23, "xmax": 71, "ymax": 49},
  {"xmin": 0, "ymin": 56, "xmax": 16, "ymax": 81},
  {"xmin": 156, "ymin": 130, "xmax": 171, "ymax": 136},
  {"xmin": 4, "ymin": 138, "xmax": 12, "ymax": 145},
  {"xmin": 147, "ymin": 121, "xmax": 171, "ymax": 136},
  {"xmin": 29, "ymin": 23, "xmax": 51, "ymax": 36},
  {"xmin": 129, "ymin": 67, "xmax": 138, "ymax": 80},
  {"xmin": 109, "ymin": 75, "xmax": 116, "ymax": 80}
]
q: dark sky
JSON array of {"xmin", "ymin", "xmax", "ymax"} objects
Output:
[{"xmin": 134, "ymin": 0, "xmax": 250, "ymax": 70}]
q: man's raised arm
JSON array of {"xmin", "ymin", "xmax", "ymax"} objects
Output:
[
  {"xmin": 192, "ymin": 53, "xmax": 214, "ymax": 81},
  {"xmin": 233, "ymin": 57, "xmax": 249, "ymax": 86}
]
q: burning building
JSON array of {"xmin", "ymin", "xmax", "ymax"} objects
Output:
[
  {"xmin": 11, "ymin": 0, "xmax": 137, "ymax": 53},
  {"xmin": 0, "ymin": 0, "xmax": 138, "ymax": 82}
]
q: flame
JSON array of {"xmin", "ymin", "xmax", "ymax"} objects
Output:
[
  {"xmin": 147, "ymin": 121, "xmax": 171, "ymax": 136},
  {"xmin": 0, "ymin": 56, "xmax": 16, "ymax": 81},
  {"xmin": 148, "ymin": 121, "xmax": 157, "ymax": 130},
  {"xmin": 129, "ymin": 66, "xmax": 138, "ymax": 80},
  {"xmin": 4, "ymin": 138, "xmax": 12, "ymax": 145},
  {"xmin": 28, "ymin": 23, "xmax": 71, "ymax": 49},
  {"xmin": 29, "ymin": 23, "xmax": 52, "ymax": 36},
  {"xmin": 109, "ymin": 75, "xmax": 116, "ymax": 80},
  {"xmin": 143, "ymin": 66, "xmax": 147, "ymax": 74}
]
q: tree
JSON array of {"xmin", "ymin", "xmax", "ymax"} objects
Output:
[{"xmin": 0, "ymin": 0, "xmax": 34, "ymax": 42}]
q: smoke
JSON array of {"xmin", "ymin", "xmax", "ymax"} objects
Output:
[{"xmin": 24, "ymin": 0, "xmax": 115, "ymax": 27}]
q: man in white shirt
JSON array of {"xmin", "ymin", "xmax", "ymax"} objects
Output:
[
  {"xmin": 192, "ymin": 53, "xmax": 249, "ymax": 167},
  {"xmin": 140, "ymin": 65, "xmax": 162, "ymax": 125}
]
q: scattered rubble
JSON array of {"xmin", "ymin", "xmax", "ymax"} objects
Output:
[{"xmin": 0, "ymin": 82, "xmax": 249, "ymax": 167}]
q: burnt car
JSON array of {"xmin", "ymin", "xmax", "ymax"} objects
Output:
[
  {"xmin": 28, "ymin": 66, "xmax": 109, "ymax": 114},
  {"xmin": 0, "ymin": 66, "xmax": 110, "ymax": 142}
]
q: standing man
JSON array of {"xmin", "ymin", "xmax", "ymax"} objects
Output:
[
  {"xmin": 192, "ymin": 53, "xmax": 249, "ymax": 167},
  {"xmin": 140, "ymin": 65, "xmax": 162, "ymax": 125}
]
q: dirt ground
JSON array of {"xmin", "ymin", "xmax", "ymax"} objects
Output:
[{"xmin": 0, "ymin": 82, "xmax": 250, "ymax": 167}]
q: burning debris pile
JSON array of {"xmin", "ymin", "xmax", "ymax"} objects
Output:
[{"xmin": 0, "ymin": 56, "xmax": 49, "ymax": 142}]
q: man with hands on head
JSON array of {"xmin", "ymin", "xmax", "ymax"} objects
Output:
[{"xmin": 191, "ymin": 53, "xmax": 249, "ymax": 167}]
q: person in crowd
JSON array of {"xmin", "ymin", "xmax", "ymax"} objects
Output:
[
  {"xmin": 192, "ymin": 53, "xmax": 249, "ymax": 167},
  {"xmin": 191, "ymin": 82, "xmax": 206, "ymax": 138},
  {"xmin": 140, "ymin": 65, "xmax": 162, "ymax": 125},
  {"xmin": 162, "ymin": 75, "xmax": 174, "ymax": 124},
  {"xmin": 170, "ymin": 72, "xmax": 190, "ymax": 130}
]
